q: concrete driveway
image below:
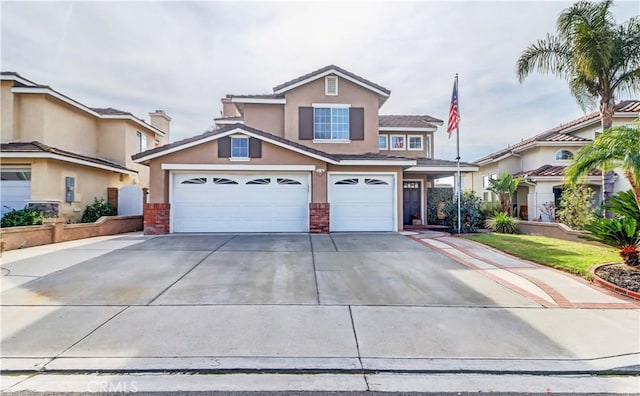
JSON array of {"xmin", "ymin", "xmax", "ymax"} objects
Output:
[{"xmin": 1, "ymin": 232, "xmax": 639, "ymax": 384}]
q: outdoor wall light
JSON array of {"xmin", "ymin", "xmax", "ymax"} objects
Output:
[{"xmin": 315, "ymin": 168, "xmax": 326, "ymax": 175}]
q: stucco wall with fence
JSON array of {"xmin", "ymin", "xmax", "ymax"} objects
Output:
[{"xmin": 1, "ymin": 215, "xmax": 142, "ymax": 252}]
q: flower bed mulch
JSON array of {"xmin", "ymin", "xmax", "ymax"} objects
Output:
[{"xmin": 595, "ymin": 264, "xmax": 640, "ymax": 293}]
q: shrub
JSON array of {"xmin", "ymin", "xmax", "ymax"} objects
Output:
[
  {"xmin": 584, "ymin": 217, "xmax": 640, "ymax": 267},
  {"xmin": 442, "ymin": 190, "xmax": 484, "ymax": 233},
  {"xmin": 556, "ymin": 184, "xmax": 595, "ymax": 230},
  {"xmin": 1, "ymin": 208, "xmax": 44, "ymax": 228},
  {"xmin": 480, "ymin": 201, "xmax": 502, "ymax": 221},
  {"xmin": 485, "ymin": 212, "xmax": 520, "ymax": 234},
  {"xmin": 81, "ymin": 197, "xmax": 116, "ymax": 223}
]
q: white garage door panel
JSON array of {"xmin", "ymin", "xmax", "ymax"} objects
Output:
[
  {"xmin": 172, "ymin": 173, "xmax": 309, "ymax": 233},
  {"xmin": 329, "ymin": 174, "xmax": 395, "ymax": 232}
]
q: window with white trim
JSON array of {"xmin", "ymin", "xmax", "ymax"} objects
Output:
[
  {"xmin": 390, "ymin": 135, "xmax": 405, "ymax": 150},
  {"xmin": 231, "ymin": 136, "xmax": 249, "ymax": 158},
  {"xmin": 378, "ymin": 135, "xmax": 388, "ymax": 150},
  {"xmin": 314, "ymin": 107, "xmax": 349, "ymax": 140},
  {"xmin": 408, "ymin": 135, "xmax": 423, "ymax": 150},
  {"xmin": 555, "ymin": 150, "xmax": 573, "ymax": 160},
  {"xmin": 325, "ymin": 76, "xmax": 338, "ymax": 96},
  {"xmin": 136, "ymin": 131, "xmax": 147, "ymax": 153}
]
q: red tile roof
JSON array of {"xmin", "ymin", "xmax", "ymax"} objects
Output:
[
  {"xmin": 475, "ymin": 100, "xmax": 639, "ymax": 164},
  {"xmin": 514, "ymin": 164, "xmax": 601, "ymax": 178}
]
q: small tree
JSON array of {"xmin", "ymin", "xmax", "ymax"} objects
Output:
[
  {"xmin": 487, "ymin": 171, "xmax": 522, "ymax": 215},
  {"xmin": 556, "ymin": 184, "xmax": 595, "ymax": 230}
]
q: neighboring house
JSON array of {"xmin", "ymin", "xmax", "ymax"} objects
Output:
[
  {"xmin": 134, "ymin": 65, "xmax": 478, "ymax": 234},
  {"xmin": 469, "ymin": 100, "xmax": 639, "ymax": 221},
  {"xmin": 0, "ymin": 72, "xmax": 171, "ymax": 220}
]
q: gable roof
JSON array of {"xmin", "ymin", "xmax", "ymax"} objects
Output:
[
  {"xmin": 132, "ymin": 124, "xmax": 340, "ymax": 164},
  {"xmin": 1, "ymin": 141, "xmax": 137, "ymax": 174},
  {"xmin": 132, "ymin": 124, "xmax": 419, "ymax": 167},
  {"xmin": 272, "ymin": 65, "xmax": 391, "ymax": 99},
  {"xmin": 475, "ymin": 100, "xmax": 640, "ymax": 165},
  {"xmin": 1, "ymin": 72, "xmax": 166, "ymax": 136}
]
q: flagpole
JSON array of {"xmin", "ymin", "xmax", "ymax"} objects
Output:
[{"xmin": 455, "ymin": 74, "xmax": 461, "ymax": 234}]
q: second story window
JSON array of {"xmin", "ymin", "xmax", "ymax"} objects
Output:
[
  {"xmin": 390, "ymin": 135, "xmax": 405, "ymax": 150},
  {"xmin": 555, "ymin": 150, "xmax": 574, "ymax": 160},
  {"xmin": 408, "ymin": 135, "xmax": 423, "ymax": 150},
  {"xmin": 231, "ymin": 136, "xmax": 249, "ymax": 159},
  {"xmin": 314, "ymin": 107, "xmax": 349, "ymax": 140},
  {"xmin": 378, "ymin": 135, "xmax": 388, "ymax": 150},
  {"xmin": 136, "ymin": 131, "xmax": 147, "ymax": 153}
]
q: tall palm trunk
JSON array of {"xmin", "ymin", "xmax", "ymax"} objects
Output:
[{"xmin": 599, "ymin": 96, "xmax": 616, "ymax": 214}]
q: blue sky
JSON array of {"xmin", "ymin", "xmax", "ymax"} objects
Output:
[{"xmin": 2, "ymin": 1, "xmax": 638, "ymax": 162}]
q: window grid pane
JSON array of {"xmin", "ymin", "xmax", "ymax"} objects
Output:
[
  {"xmin": 314, "ymin": 107, "xmax": 349, "ymax": 140},
  {"xmin": 378, "ymin": 136, "xmax": 387, "ymax": 149},
  {"xmin": 409, "ymin": 136, "xmax": 422, "ymax": 149},
  {"xmin": 231, "ymin": 137, "xmax": 249, "ymax": 158}
]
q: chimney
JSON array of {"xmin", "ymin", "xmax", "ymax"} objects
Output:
[{"xmin": 149, "ymin": 110, "xmax": 171, "ymax": 143}]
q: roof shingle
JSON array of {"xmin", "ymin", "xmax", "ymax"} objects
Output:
[
  {"xmin": 379, "ymin": 115, "xmax": 443, "ymax": 128},
  {"xmin": 514, "ymin": 164, "xmax": 601, "ymax": 178}
]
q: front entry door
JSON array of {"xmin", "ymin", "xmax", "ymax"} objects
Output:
[{"xmin": 403, "ymin": 181, "xmax": 421, "ymax": 225}]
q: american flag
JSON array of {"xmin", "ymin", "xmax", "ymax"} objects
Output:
[{"xmin": 447, "ymin": 75, "xmax": 460, "ymax": 138}]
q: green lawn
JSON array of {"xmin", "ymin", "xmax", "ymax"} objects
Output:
[{"xmin": 465, "ymin": 233, "xmax": 620, "ymax": 278}]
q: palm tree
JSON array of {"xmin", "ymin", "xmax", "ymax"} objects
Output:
[
  {"xmin": 487, "ymin": 171, "xmax": 522, "ymax": 215},
  {"xmin": 516, "ymin": 0, "xmax": 640, "ymax": 130},
  {"xmin": 565, "ymin": 124, "xmax": 640, "ymax": 208}
]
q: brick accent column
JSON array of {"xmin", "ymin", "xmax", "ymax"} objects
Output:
[
  {"xmin": 144, "ymin": 203, "xmax": 170, "ymax": 235},
  {"xmin": 309, "ymin": 203, "xmax": 330, "ymax": 234},
  {"xmin": 107, "ymin": 187, "xmax": 118, "ymax": 213}
]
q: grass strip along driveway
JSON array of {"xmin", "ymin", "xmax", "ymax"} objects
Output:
[{"xmin": 465, "ymin": 234, "xmax": 619, "ymax": 278}]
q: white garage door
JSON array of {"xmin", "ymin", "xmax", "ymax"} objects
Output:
[
  {"xmin": 329, "ymin": 174, "xmax": 395, "ymax": 232},
  {"xmin": 172, "ymin": 173, "xmax": 309, "ymax": 233},
  {"xmin": 1, "ymin": 168, "xmax": 31, "ymax": 217}
]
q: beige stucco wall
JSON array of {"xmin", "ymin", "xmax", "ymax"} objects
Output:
[
  {"xmin": 282, "ymin": 77, "xmax": 380, "ymax": 154},
  {"xmin": 243, "ymin": 103, "xmax": 284, "ymax": 137},
  {"xmin": 1, "ymin": 81, "xmax": 15, "ymax": 142},
  {"xmin": 1, "ymin": 157, "xmax": 123, "ymax": 221},
  {"xmin": 42, "ymin": 96, "xmax": 99, "ymax": 157}
]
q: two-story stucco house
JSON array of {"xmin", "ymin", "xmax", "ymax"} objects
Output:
[
  {"xmin": 0, "ymin": 72, "xmax": 170, "ymax": 220},
  {"xmin": 134, "ymin": 65, "xmax": 478, "ymax": 234},
  {"xmin": 469, "ymin": 100, "xmax": 639, "ymax": 221}
]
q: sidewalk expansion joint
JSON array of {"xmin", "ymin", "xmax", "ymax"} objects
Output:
[{"xmin": 347, "ymin": 305, "xmax": 369, "ymax": 390}]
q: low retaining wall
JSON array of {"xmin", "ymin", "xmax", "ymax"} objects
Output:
[
  {"xmin": 517, "ymin": 220, "xmax": 594, "ymax": 244},
  {"xmin": 1, "ymin": 215, "xmax": 143, "ymax": 252}
]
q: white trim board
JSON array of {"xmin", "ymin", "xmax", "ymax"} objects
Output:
[
  {"xmin": 338, "ymin": 159, "xmax": 416, "ymax": 166},
  {"xmin": 1, "ymin": 152, "xmax": 138, "ymax": 175},
  {"xmin": 230, "ymin": 97, "xmax": 286, "ymax": 105},
  {"xmin": 162, "ymin": 164, "xmax": 316, "ymax": 171},
  {"xmin": 405, "ymin": 166, "xmax": 479, "ymax": 172},
  {"xmin": 274, "ymin": 69, "xmax": 390, "ymax": 98}
]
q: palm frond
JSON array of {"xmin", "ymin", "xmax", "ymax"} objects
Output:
[{"xmin": 516, "ymin": 34, "xmax": 573, "ymax": 82}]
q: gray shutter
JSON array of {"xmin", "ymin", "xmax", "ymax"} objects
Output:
[
  {"xmin": 349, "ymin": 108, "xmax": 364, "ymax": 140},
  {"xmin": 218, "ymin": 136, "xmax": 231, "ymax": 157},
  {"xmin": 249, "ymin": 138, "xmax": 262, "ymax": 158},
  {"xmin": 299, "ymin": 107, "xmax": 313, "ymax": 140}
]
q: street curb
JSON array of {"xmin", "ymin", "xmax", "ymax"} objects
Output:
[{"xmin": 590, "ymin": 263, "xmax": 640, "ymax": 301}]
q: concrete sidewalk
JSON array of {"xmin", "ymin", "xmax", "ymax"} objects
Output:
[{"xmin": 1, "ymin": 232, "xmax": 639, "ymax": 393}]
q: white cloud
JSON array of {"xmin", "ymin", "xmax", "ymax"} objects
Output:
[{"xmin": 2, "ymin": 0, "xmax": 638, "ymax": 161}]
